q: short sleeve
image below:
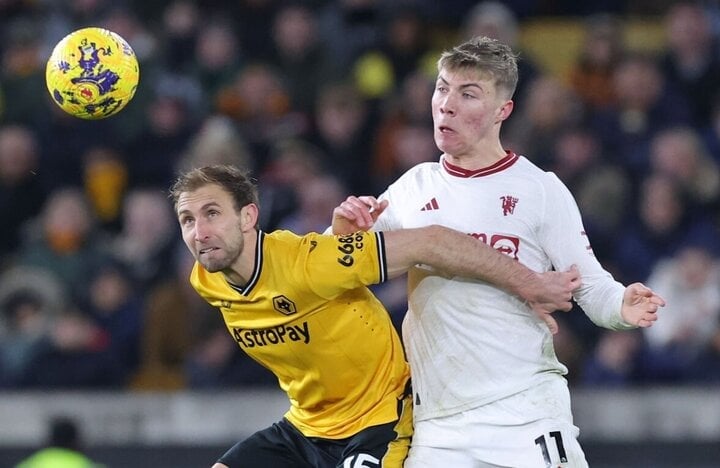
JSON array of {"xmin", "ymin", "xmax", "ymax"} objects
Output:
[{"xmin": 299, "ymin": 231, "xmax": 388, "ymax": 299}]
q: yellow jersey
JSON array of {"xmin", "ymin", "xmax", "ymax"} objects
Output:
[{"xmin": 190, "ymin": 230, "xmax": 410, "ymax": 439}]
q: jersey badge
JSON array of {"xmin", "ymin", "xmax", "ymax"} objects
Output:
[
  {"xmin": 500, "ymin": 195, "xmax": 518, "ymax": 216},
  {"xmin": 273, "ymin": 295, "xmax": 297, "ymax": 315}
]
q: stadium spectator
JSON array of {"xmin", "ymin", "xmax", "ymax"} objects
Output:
[
  {"xmin": 581, "ymin": 329, "xmax": 645, "ymax": 386},
  {"xmin": 16, "ymin": 260, "xmax": 141, "ymax": 388},
  {"xmin": 549, "ymin": 125, "xmax": 630, "ymax": 266},
  {"xmin": 0, "ymin": 18, "xmax": 48, "ymax": 127},
  {"xmin": 700, "ymin": 96, "xmax": 720, "ymax": 164},
  {"xmin": 16, "ymin": 187, "xmax": 110, "ymax": 303},
  {"xmin": 318, "ymin": 0, "xmax": 384, "ymax": 73},
  {"xmin": 276, "ymin": 172, "xmax": 348, "ymax": 235},
  {"xmin": 82, "ymin": 145, "xmax": 129, "ymax": 232},
  {"xmin": 0, "ymin": 267, "xmax": 66, "ymax": 388},
  {"xmin": 78, "ymin": 259, "xmax": 144, "ymax": 382},
  {"xmin": 309, "ymin": 81, "xmax": 374, "ymax": 194},
  {"xmin": 589, "ymin": 52, "xmax": 692, "ymax": 178},
  {"xmin": 15, "ymin": 416, "xmax": 105, "ymax": 468},
  {"xmin": 269, "ymin": 2, "xmax": 334, "ymax": 113},
  {"xmin": 0, "ymin": 124, "xmax": 48, "ymax": 266},
  {"xmin": 642, "ymin": 231, "xmax": 720, "ymax": 382},
  {"xmin": 461, "ymin": 1, "xmax": 541, "ymax": 103},
  {"xmin": 157, "ymin": 0, "xmax": 200, "ymax": 73},
  {"xmin": 613, "ymin": 174, "xmax": 714, "ymax": 284},
  {"xmin": 372, "ymin": 122, "xmax": 436, "ymax": 193},
  {"xmin": 215, "ymin": 62, "xmax": 307, "ymax": 169},
  {"xmin": 188, "ymin": 19, "xmax": 244, "ymax": 105},
  {"xmin": 256, "ymin": 138, "xmax": 326, "ymax": 231},
  {"xmin": 567, "ymin": 14, "xmax": 624, "ymax": 111},
  {"xmin": 504, "ymin": 74, "xmax": 583, "ymax": 168},
  {"xmin": 123, "ymin": 73, "xmax": 202, "ymax": 189},
  {"xmin": 175, "ymin": 115, "xmax": 253, "ymax": 175},
  {"xmin": 647, "ymin": 126, "xmax": 720, "ymax": 216},
  {"xmin": 660, "ymin": 1, "xmax": 720, "ymax": 126},
  {"xmin": 350, "ymin": 5, "xmax": 433, "ymax": 100},
  {"xmin": 130, "ymin": 248, "xmax": 193, "ymax": 390},
  {"xmin": 110, "ymin": 188, "xmax": 178, "ymax": 290},
  {"xmin": 371, "ymin": 70, "xmax": 434, "ymax": 191}
]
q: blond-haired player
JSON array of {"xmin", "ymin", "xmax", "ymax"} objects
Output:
[{"xmin": 332, "ymin": 37, "xmax": 665, "ymax": 467}]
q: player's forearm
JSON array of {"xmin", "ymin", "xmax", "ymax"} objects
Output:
[{"xmin": 383, "ymin": 225, "xmax": 536, "ymax": 296}]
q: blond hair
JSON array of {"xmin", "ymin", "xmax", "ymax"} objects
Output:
[{"xmin": 437, "ymin": 36, "xmax": 518, "ymax": 99}]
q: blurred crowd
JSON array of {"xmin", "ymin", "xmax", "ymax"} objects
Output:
[{"xmin": 1, "ymin": 0, "xmax": 720, "ymax": 391}]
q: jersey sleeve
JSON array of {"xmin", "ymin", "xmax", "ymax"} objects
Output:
[
  {"xmin": 299, "ymin": 231, "xmax": 388, "ymax": 300},
  {"xmin": 538, "ymin": 173, "xmax": 632, "ymax": 330},
  {"xmin": 376, "ymin": 177, "xmax": 408, "ymax": 231}
]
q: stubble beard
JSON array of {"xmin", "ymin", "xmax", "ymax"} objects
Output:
[
  {"xmin": 199, "ymin": 223, "xmax": 244, "ymax": 273},
  {"xmin": 199, "ymin": 253, "xmax": 229, "ymax": 273}
]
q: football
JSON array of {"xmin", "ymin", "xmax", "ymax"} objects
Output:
[{"xmin": 45, "ymin": 27, "xmax": 140, "ymax": 120}]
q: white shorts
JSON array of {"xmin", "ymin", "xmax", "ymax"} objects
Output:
[{"xmin": 405, "ymin": 379, "xmax": 589, "ymax": 468}]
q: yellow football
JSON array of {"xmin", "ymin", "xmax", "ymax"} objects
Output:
[{"xmin": 45, "ymin": 27, "xmax": 140, "ymax": 120}]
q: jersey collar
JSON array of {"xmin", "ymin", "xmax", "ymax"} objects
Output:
[
  {"xmin": 226, "ymin": 230, "xmax": 264, "ymax": 296},
  {"xmin": 441, "ymin": 151, "xmax": 518, "ymax": 178}
]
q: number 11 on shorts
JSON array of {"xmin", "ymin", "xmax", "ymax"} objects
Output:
[{"xmin": 535, "ymin": 431, "xmax": 568, "ymax": 467}]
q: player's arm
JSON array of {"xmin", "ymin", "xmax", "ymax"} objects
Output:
[
  {"xmin": 382, "ymin": 225, "xmax": 580, "ymax": 314},
  {"xmin": 538, "ymin": 174, "xmax": 665, "ymax": 330},
  {"xmin": 332, "ymin": 196, "xmax": 580, "ymax": 331}
]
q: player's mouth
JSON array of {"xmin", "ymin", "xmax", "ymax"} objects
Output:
[
  {"xmin": 199, "ymin": 247, "xmax": 219, "ymax": 255},
  {"xmin": 438, "ymin": 125, "xmax": 454, "ymax": 133}
]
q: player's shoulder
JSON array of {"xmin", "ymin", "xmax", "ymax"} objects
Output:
[
  {"xmin": 266, "ymin": 229, "xmax": 303, "ymax": 244},
  {"xmin": 513, "ymin": 156, "xmax": 576, "ymax": 206},
  {"xmin": 264, "ymin": 229, "xmax": 317, "ymax": 257},
  {"xmin": 267, "ymin": 229, "xmax": 348, "ymax": 253},
  {"xmin": 410, "ymin": 160, "xmax": 442, "ymax": 174},
  {"xmin": 514, "ymin": 156, "xmax": 565, "ymax": 185},
  {"xmin": 392, "ymin": 161, "xmax": 442, "ymax": 185}
]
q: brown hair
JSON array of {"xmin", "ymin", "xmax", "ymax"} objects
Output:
[{"xmin": 168, "ymin": 164, "xmax": 259, "ymax": 214}]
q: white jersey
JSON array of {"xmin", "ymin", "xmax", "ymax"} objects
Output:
[{"xmin": 375, "ymin": 152, "xmax": 633, "ymax": 421}]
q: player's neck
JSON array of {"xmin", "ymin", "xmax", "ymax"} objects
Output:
[
  {"xmin": 223, "ymin": 231, "xmax": 258, "ymax": 286},
  {"xmin": 443, "ymin": 145, "xmax": 508, "ymax": 171}
]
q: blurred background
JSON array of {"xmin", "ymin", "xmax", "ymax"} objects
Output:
[{"xmin": 1, "ymin": 0, "xmax": 720, "ymax": 466}]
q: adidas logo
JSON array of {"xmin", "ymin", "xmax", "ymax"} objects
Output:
[{"xmin": 420, "ymin": 197, "xmax": 439, "ymax": 211}]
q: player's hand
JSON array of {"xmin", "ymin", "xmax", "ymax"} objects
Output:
[
  {"xmin": 332, "ymin": 196, "xmax": 388, "ymax": 234},
  {"xmin": 620, "ymin": 282, "xmax": 665, "ymax": 328},
  {"xmin": 526, "ymin": 265, "xmax": 582, "ymax": 334}
]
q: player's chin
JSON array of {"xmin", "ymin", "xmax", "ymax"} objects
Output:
[{"xmin": 199, "ymin": 257, "xmax": 225, "ymax": 273}]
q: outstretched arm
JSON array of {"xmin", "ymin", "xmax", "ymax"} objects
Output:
[
  {"xmin": 620, "ymin": 283, "xmax": 666, "ymax": 328},
  {"xmin": 333, "ymin": 196, "xmax": 581, "ymax": 333},
  {"xmin": 381, "ymin": 225, "xmax": 581, "ymax": 331}
]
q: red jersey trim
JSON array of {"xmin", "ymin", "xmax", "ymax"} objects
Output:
[{"xmin": 441, "ymin": 151, "xmax": 519, "ymax": 178}]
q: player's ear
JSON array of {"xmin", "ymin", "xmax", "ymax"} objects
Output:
[
  {"xmin": 497, "ymin": 99, "xmax": 514, "ymax": 122},
  {"xmin": 240, "ymin": 203, "xmax": 259, "ymax": 231}
]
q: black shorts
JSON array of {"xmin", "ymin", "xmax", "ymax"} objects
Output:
[{"xmin": 217, "ymin": 393, "xmax": 413, "ymax": 468}]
